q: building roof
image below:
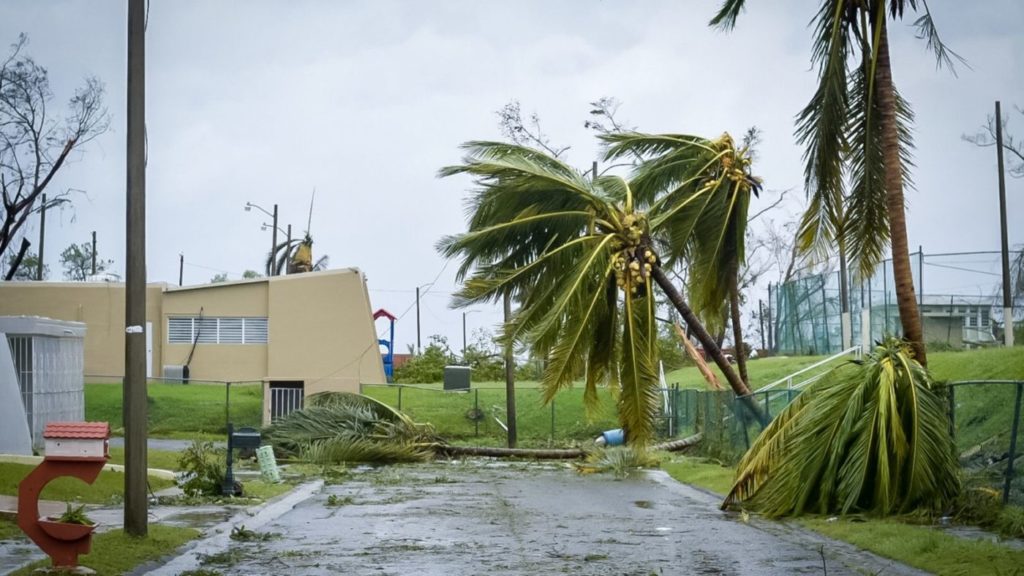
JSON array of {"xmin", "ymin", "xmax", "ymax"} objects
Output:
[{"xmin": 43, "ymin": 422, "xmax": 110, "ymax": 440}]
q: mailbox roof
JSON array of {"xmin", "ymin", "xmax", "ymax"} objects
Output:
[{"xmin": 43, "ymin": 422, "xmax": 110, "ymax": 439}]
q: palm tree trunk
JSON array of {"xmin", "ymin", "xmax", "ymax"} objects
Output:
[
  {"xmin": 651, "ymin": 266, "xmax": 767, "ymax": 426},
  {"xmin": 728, "ymin": 267, "xmax": 750, "ymax": 386},
  {"xmin": 874, "ymin": 19, "xmax": 927, "ymax": 367}
]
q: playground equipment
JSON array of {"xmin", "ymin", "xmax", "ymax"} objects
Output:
[{"xmin": 374, "ymin": 308, "xmax": 397, "ymax": 383}]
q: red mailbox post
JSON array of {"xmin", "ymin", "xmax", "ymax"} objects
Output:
[{"xmin": 18, "ymin": 422, "xmax": 110, "ymax": 568}]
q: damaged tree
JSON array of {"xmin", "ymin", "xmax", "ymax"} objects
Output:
[{"xmin": 0, "ymin": 34, "xmax": 109, "ymax": 280}]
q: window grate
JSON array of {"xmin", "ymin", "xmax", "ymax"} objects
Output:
[{"xmin": 167, "ymin": 316, "xmax": 268, "ymax": 344}]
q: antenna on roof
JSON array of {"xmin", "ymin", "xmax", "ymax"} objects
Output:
[{"xmin": 305, "ymin": 187, "xmax": 316, "ymax": 237}]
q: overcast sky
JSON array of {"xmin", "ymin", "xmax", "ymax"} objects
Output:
[{"xmin": 2, "ymin": 1, "xmax": 1022, "ymax": 353}]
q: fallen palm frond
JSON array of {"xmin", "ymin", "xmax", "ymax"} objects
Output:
[
  {"xmin": 723, "ymin": 338, "xmax": 959, "ymax": 517},
  {"xmin": 577, "ymin": 446, "xmax": 660, "ymax": 477},
  {"xmin": 263, "ymin": 392, "xmax": 440, "ymax": 464}
]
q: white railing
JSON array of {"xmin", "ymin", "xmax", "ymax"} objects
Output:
[{"xmin": 758, "ymin": 345, "xmax": 862, "ymax": 392}]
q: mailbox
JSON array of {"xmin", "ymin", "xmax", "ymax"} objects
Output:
[
  {"xmin": 232, "ymin": 427, "xmax": 261, "ymax": 450},
  {"xmin": 223, "ymin": 422, "xmax": 262, "ymax": 496},
  {"xmin": 43, "ymin": 422, "xmax": 110, "ymax": 461}
]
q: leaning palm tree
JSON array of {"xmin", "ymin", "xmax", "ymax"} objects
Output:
[
  {"xmin": 438, "ymin": 134, "xmax": 766, "ymax": 446},
  {"xmin": 723, "ymin": 338, "xmax": 959, "ymax": 517},
  {"xmin": 710, "ymin": 0, "xmax": 964, "ymax": 367},
  {"xmin": 265, "ymin": 234, "xmax": 329, "ymax": 276}
]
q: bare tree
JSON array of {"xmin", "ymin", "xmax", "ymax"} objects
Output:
[
  {"xmin": 496, "ymin": 100, "xmax": 569, "ymax": 158},
  {"xmin": 1, "ymin": 34, "xmax": 109, "ymax": 279},
  {"xmin": 963, "ymin": 104, "xmax": 1024, "ymax": 178}
]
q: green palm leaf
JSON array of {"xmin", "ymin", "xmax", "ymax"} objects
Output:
[{"xmin": 724, "ymin": 339, "xmax": 959, "ymax": 517}]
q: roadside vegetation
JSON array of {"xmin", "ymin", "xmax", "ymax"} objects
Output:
[{"xmin": 0, "ymin": 463, "xmax": 173, "ymax": 504}]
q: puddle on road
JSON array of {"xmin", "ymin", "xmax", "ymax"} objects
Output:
[{"xmin": 161, "ymin": 508, "xmax": 236, "ymax": 528}]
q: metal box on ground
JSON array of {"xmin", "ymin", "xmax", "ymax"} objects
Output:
[
  {"xmin": 1, "ymin": 316, "xmax": 86, "ymax": 452},
  {"xmin": 443, "ymin": 365, "xmax": 471, "ymax": 391}
]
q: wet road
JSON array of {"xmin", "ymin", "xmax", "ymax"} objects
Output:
[{"xmin": 188, "ymin": 460, "xmax": 926, "ymax": 576}]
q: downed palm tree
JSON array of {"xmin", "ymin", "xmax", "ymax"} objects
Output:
[
  {"xmin": 723, "ymin": 338, "xmax": 959, "ymax": 517},
  {"xmin": 263, "ymin": 392, "xmax": 441, "ymax": 464},
  {"xmin": 266, "ymin": 392, "xmax": 702, "ymax": 463}
]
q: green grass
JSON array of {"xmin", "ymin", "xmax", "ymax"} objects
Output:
[
  {"xmin": 0, "ymin": 463, "xmax": 174, "ymax": 505},
  {"xmin": 9, "ymin": 524, "xmax": 200, "ymax": 576},
  {"xmin": 0, "ymin": 517, "xmax": 24, "ymax": 541},
  {"xmin": 802, "ymin": 518, "xmax": 1024, "ymax": 576},
  {"xmin": 659, "ymin": 455, "xmax": 736, "ymax": 495},
  {"xmin": 240, "ymin": 478, "xmax": 293, "ymax": 500},
  {"xmin": 106, "ymin": 447, "xmax": 183, "ymax": 471},
  {"xmin": 661, "ymin": 458, "xmax": 1024, "ymax": 576},
  {"xmin": 86, "ymin": 381, "xmax": 263, "ymax": 436}
]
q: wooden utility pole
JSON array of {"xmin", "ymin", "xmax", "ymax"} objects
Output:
[
  {"xmin": 996, "ymin": 101, "xmax": 1014, "ymax": 347},
  {"xmin": 37, "ymin": 194, "xmax": 46, "ymax": 281},
  {"xmin": 415, "ymin": 286, "xmax": 422, "ymax": 354},
  {"xmin": 178, "ymin": 254, "xmax": 183, "ymax": 286},
  {"xmin": 90, "ymin": 231, "xmax": 97, "ymax": 276},
  {"xmin": 504, "ymin": 292, "xmax": 517, "ymax": 448},
  {"xmin": 270, "ymin": 204, "xmax": 279, "ymax": 275},
  {"xmin": 124, "ymin": 0, "xmax": 148, "ymax": 536}
]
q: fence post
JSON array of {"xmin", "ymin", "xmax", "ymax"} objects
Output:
[
  {"xmin": 1003, "ymin": 381, "xmax": 1023, "ymax": 505},
  {"xmin": 398, "ymin": 386, "xmax": 403, "ymax": 412},
  {"xmin": 550, "ymin": 398, "xmax": 556, "ymax": 440},
  {"xmin": 948, "ymin": 385, "xmax": 956, "ymax": 440},
  {"xmin": 474, "ymin": 389, "xmax": 479, "ymax": 437}
]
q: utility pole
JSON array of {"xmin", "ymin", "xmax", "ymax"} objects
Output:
[
  {"xmin": 504, "ymin": 292, "xmax": 517, "ymax": 448},
  {"xmin": 758, "ymin": 299, "xmax": 766, "ymax": 351},
  {"xmin": 271, "ymin": 204, "xmax": 279, "ymax": 275},
  {"xmin": 178, "ymin": 254, "xmax": 183, "ymax": 286},
  {"xmin": 996, "ymin": 101, "xmax": 1015, "ymax": 347},
  {"xmin": 415, "ymin": 286, "xmax": 422, "ymax": 354},
  {"xmin": 37, "ymin": 194, "xmax": 46, "ymax": 281},
  {"xmin": 284, "ymin": 224, "xmax": 291, "ymax": 275},
  {"xmin": 91, "ymin": 231, "xmax": 97, "ymax": 276},
  {"xmin": 124, "ymin": 0, "xmax": 148, "ymax": 537}
]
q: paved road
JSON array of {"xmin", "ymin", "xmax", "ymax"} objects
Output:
[
  {"xmin": 107, "ymin": 437, "xmax": 224, "ymax": 452},
  {"xmin": 173, "ymin": 461, "xmax": 927, "ymax": 576}
]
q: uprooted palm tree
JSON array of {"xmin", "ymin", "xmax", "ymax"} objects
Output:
[
  {"xmin": 437, "ymin": 135, "xmax": 767, "ymax": 447},
  {"xmin": 723, "ymin": 338, "xmax": 959, "ymax": 517},
  {"xmin": 265, "ymin": 233, "xmax": 329, "ymax": 276},
  {"xmin": 710, "ymin": 0, "xmax": 965, "ymax": 367}
]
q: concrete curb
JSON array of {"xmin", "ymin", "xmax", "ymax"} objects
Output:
[{"xmin": 141, "ymin": 479, "xmax": 324, "ymax": 576}]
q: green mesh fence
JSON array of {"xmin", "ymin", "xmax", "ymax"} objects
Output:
[{"xmin": 771, "ymin": 250, "xmax": 1020, "ymax": 356}]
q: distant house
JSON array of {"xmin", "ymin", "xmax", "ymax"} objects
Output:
[
  {"xmin": 918, "ymin": 294, "xmax": 998, "ymax": 348},
  {"xmin": 0, "ymin": 269, "xmax": 386, "ymax": 424}
]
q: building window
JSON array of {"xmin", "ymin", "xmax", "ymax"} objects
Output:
[
  {"xmin": 980, "ymin": 308, "xmax": 990, "ymax": 328},
  {"xmin": 167, "ymin": 317, "xmax": 268, "ymax": 344}
]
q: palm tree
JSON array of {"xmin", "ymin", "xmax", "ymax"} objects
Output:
[
  {"xmin": 710, "ymin": 0, "xmax": 963, "ymax": 367},
  {"xmin": 723, "ymin": 338, "xmax": 959, "ymax": 517},
  {"xmin": 265, "ymin": 233, "xmax": 329, "ymax": 276},
  {"xmin": 438, "ymin": 135, "xmax": 766, "ymax": 446}
]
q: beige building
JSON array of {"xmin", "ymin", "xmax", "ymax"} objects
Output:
[{"xmin": 0, "ymin": 269, "xmax": 386, "ymax": 423}]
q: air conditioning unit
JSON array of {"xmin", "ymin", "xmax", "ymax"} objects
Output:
[{"xmin": 163, "ymin": 364, "xmax": 190, "ymax": 383}]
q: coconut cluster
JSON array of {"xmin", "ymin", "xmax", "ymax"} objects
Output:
[{"xmin": 612, "ymin": 212, "xmax": 657, "ymax": 296}]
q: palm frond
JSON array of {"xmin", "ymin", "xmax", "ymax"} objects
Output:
[
  {"xmin": 725, "ymin": 338, "xmax": 959, "ymax": 517},
  {"xmin": 708, "ymin": 0, "xmax": 747, "ymax": 31},
  {"xmin": 910, "ymin": 0, "xmax": 968, "ymax": 74}
]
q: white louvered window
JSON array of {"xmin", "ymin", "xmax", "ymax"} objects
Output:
[
  {"xmin": 167, "ymin": 316, "xmax": 268, "ymax": 344},
  {"xmin": 243, "ymin": 317, "xmax": 269, "ymax": 344}
]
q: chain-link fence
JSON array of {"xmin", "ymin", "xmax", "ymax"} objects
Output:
[
  {"xmin": 83, "ymin": 376, "xmax": 264, "ymax": 436},
  {"xmin": 361, "ymin": 383, "xmax": 638, "ymax": 444},
  {"xmin": 771, "ymin": 250, "xmax": 1023, "ymax": 355}
]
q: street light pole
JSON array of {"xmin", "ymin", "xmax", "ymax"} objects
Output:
[
  {"xmin": 416, "ymin": 286, "xmax": 422, "ymax": 354},
  {"xmin": 271, "ymin": 204, "xmax": 278, "ymax": 276}
]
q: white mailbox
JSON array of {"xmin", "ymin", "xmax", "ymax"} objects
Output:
[{"xmin": 42, "ymin": 422, "xmax": 110, "ymax": 462}]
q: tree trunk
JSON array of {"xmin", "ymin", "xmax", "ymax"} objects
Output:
[
  {"xmin": 651, "ymin": 267, "xmax": 767, "ymax": 426},
  {"xmin": 3, "ymin": 238, "xmax": 30, "ymax": 280},
  {"xmin": 874, "ymin": 19, "xmax": 927, "ymax": 366},
  {"xmin": 438, "ymin": 433, "xmax": 703, "ymax": 459},
  {"xmin": 503, "ymin": 292, "xmax": 518, "ymax": 448},
  {"xmin": 728, "ymin": 267, "xmax": 749, "ymax": 387}
]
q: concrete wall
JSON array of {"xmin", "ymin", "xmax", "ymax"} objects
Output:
[
  {"xmin": 0, "ymin": 282, "xmax": 164, "ymax": 378},
  {"xmin": 162, "ymin": 280, "xmax": 270, "ymax": 382},
  {"xmin": 0, "ymin": 270, "xmax": 385, "ymax": 404}
]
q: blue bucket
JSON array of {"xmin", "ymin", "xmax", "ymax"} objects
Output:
[{"xmin": 601, "ymin": 428, "xmax": 626, "ymax": 446}]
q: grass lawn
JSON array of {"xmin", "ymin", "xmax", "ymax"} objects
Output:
[
  {"xmin": 662, "ymin": 456, "xmax": 1022, "ymax": 576},
  {"xmin": 0, "ymin": 463, "xmax": 174, "ymax": 505},
  {"xmin": 9, "ymin": 524, "xmax": 200, "ymax": 576},
  {"xmin": 803, "ymin": 518, "xmax": 1024, "ymax": 576},
  {"xmin": 0, "ymin": 517, "xmax": 24, "ymax": 541},
  {"xmin": 106, "ymin": 447, "xmax": 183, "ymax": 472},
  {"xmin": 86, "ymin": 381, "xmax": 263, "ymax": 436}
]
